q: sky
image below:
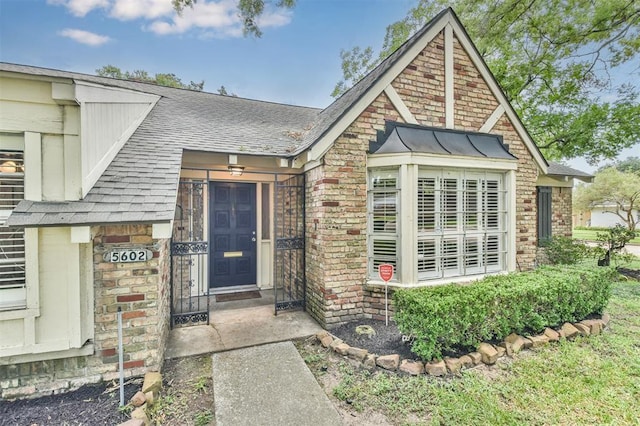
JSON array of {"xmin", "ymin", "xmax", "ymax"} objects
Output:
[{"xmin": 0, "ymin": 0, "xmax": 637, "ymax": 174}]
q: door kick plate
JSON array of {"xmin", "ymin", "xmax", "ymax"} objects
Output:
[{"xmin": 223, "ymin": 251, "xmax": 243, "ymax": 258}]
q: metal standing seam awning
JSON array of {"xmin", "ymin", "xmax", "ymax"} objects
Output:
[{"xmin": 369, "ymin": 121, "xmax": 518, "ymax": 160}]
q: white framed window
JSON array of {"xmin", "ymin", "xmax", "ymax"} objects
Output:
[
  {"xmin": 367, "ymin": 170, "xmax": 399, "ymax": 279},
  {"xmin": 417, "ymin": 169, "xmax": 507, "ymax": 280},
  {"xmin": 0, "ymin": 150, "xmax": 26, "ymax": 311},
  {"xmin": 368, "ymin": 165, "xmax": 509, "ymax": 283}
]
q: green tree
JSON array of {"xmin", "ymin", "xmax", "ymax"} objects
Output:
[
  {"xmin": 574, "ymin": 167, "xmax": 640, "ymax": 231},
  {"xmin": 172, "ymin": 0, "xmax": 296, "ymax": 37},
  {"xmin": 96, "ymin": 65, "xmax": 205, "ymax": 91},
  {"xmin": 599, "ymin": 156, "xmax": 640, "ymax": 175},
  {"xmin": 334, "ymin": 1, "xmax": 640, "ymax": 164}
]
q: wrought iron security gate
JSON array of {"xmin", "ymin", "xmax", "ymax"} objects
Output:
[
  {"xmin": 170, "ymin": 171, "xmax": 306, "ymax": 325},
  {"xmin": 170, "ymin": 180, "xmax": 210, "ymax": 327},
  {"xmin": 274, "ymin": 174, "xmax": 306, "ymax": 313}
]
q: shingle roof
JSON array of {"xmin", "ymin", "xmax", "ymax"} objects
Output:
[
  {"xmin": 547, "ymin": 161, "xmax": 594, "ymax": 181},
  {"xmin": 1, "ymin": 62, "xmax": 320, "ymax": 227}
]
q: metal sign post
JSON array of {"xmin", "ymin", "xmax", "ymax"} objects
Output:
[{"xmin": 378, "ymin": 264, "xmax": 394, "ymax": 326}]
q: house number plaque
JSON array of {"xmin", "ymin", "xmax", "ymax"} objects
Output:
[{"xmin": 104, "ymin": 249, "xmax": 153, "ymax": 263}]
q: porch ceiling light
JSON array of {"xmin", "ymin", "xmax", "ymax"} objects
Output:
[{"xmin": 228, "ymin": 165, "xmax": 245, "ymax": 176}]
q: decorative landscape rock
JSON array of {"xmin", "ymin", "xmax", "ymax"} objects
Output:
[
  {"xmin": 444, "ymin": 357, "xmax": 462, "ymax": 374},
  {"xmin": 334, "ymin": 342, "xmax": 351, "ymax": 356},
  {"xmin": 574, "ymin": 323, "xmax": 590, "ymax": 336},
  {"xmin": 498, "ymin": 342, "xmax": 513, "ymax": 357},
  {"xmin": 478, "ymin": 343, "xmax": 499, "ymax": 365},
  {"xmin": 561, "ymin": 322, "xmax": 580, "ymax": 339},
  {"xmin": 495, "ymin": 346, "xmax": 506, "ymax": 358},
  {"xmin": 544, "ymin": 328, "xmax": 560, "ymax": 342},
  {"xmin": 320, "ymin": 334, "xmax": 334, "ymax": 348},
  {"xmin": 400, "ymin": 359, "xmax": 424, "ymax": 376},
  {"xmin": 580, "ymin": 319, "xmax": 603, "ymax": 335},
  {"xmin": 130, "ymin": 391, "xmax": 146, "ymax": 407},
  {"xmin": 528, "ymin": 335, "xmax": 550, "ymax": 348},
  {"xmin": 363, "ymin": 354, "xmax": 377, "ymax": 370},
  {"xmin": 355, "ymin": 325, "xmax": 376, "ymax": 337},
  {"xmin": 329, "ymin": 338, "xmax": 344, "ymax": 351},
  {"xmin": 376, "ymin": 354, "xmax": 400, "ymax": 371},
  {"xmin": 505, "ymin": 333, "xmax": 527, "ymax": 353},
  {"xmin": 459, "ymin": 355, "xmax": 474, "ymax": 368},
  {"xmin": 131, "ymin": 406, "xmax": 149, "ymax": 426},
  {"xmin": 468, "ymin": 352, "xmax": 482, "ymax": 365},
  {"xmin": 347, "ymin": 346, "xmax": 368, "ymax": 361},
  {"xmin": 425, "ymin": 360, "xmax": 447, "ymax": 377},
  {"xmin": 144, "ymin": 391, "xmax": 154, "ymax": 407},
  {"xmin": 141, "ymin": 372, "xmax": 162, "ymax": 396}
]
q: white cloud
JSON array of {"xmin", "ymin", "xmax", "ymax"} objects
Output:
[
  {"xmin": 58, "ymin": 28, "xmax": 112, "ymax": 46},
  {"xmin": 109, "ymin": 0, "xmax": 174, "ymax": 20},
  {"xmin": 148, "ymin": 1, "xmax": 291, "ymax": 37},
  {"xmin": 49, "ymin": 0, "xmax": 293, "ymax": 38},
  {"xmin": 256, "ymin": 9, "xmax": 292, "ymax": 28},
  {"xmin": 48, "ymin": 0, "xmax": 109, "ymax": 17}
]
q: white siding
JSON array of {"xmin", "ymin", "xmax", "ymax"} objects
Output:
[
  {"xmin": 590, "ymin": 207, "xmax": 639, "ymax": 228},
  {"xmin": 0, "ymin": 227, "xmax": 94, "ymax": 358}
]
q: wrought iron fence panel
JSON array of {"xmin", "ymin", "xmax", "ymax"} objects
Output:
[
  {"xmin": 170, "ymin": 180, "xmax": 210, "ymax": 327},
  {"xmin": 274, "ymin": 174, "xmax": 306, "ymax": 313}
]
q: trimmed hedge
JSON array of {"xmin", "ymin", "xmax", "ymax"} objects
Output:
[{"xmin": 394, "ymin": 266, "xmax": 615, "ymax": 361}]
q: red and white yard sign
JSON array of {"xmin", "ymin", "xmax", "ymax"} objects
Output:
[
  {"xmin": 378, "ymin": 264, "xmax": 394, "ymax": 325},
  {"xmin": 378, "ymin": 263, "xmax": 394, "ymax": 282}
]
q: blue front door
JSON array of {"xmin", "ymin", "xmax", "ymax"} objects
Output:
[{"xmin": 209, "ymin": 182, "xmax": 257, "ymax": 288}]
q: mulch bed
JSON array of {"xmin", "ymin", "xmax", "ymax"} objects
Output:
[
  {"xmin": 618, "ymin": 267, "xmax": 640, "ymax": 281},
  {"xmin": 330, "ymin": 318, "xmax": 417, "ymax": 360},
  {"xmin": 0, "ymin": 380, "xmax": 139, "ymax": 425}
]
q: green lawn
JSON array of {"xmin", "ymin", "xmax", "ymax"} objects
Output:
[
  {"xmin": 303, "ymin": 276, "xmax": 640, "ymax": 425},
  {"xmin": 573, "ymin": 228, "xmax": 640, "ymax": 244}
]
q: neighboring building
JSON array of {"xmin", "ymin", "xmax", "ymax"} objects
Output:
[
  {"xmin": 0, "ymin": 8, "xmax": 591, "ymax": 398},
  {"xmin": 589, "ymin": 204, "xmax": 639, "ymax": 228}
]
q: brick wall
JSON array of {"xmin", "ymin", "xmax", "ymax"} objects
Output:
[
  {"xmin": 0, "ymin": 224, "xmax": 170, "ymax": 399},
  {"xmin": 552, "ymin": 186, "xmax": 573, "ymax": 238},
  {"xmin": 305, "ymin": 27, "xmax": 541, "ymax": 327},
  {"xmin": 305, "ymin": 93, "xmax": 400, "ymax": 328}
]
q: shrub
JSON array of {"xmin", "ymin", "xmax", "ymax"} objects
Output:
[
  {"xmin": 541, "ymin": 236, "xmax": 591, "ymax": 265},
  {"xmin": 393, "ymin": 266, "xmax": 615, "ymax": 361}
]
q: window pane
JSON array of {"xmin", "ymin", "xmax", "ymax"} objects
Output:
[
  {"xmin": 372, "ymin": 191, "xmax": 396, "ymax": 233},
  {"xmin": 418, "ymin": 239, "xmax": 436, "ymax": 273},
  {"xmin": 442, "ymin": 238, "xmax": 459, "ymax": 270},
  {"xmin": 464, "ymin": 236, "xmax": 480, "ymax": 268},
  {"xmin": 485, "ymin": 234, "xmax": 500, "ymax": 266},
  {"xmin": 464, "ymin": 179, "xmax": 479, "ymax": 230},
  {"xmin": 368, "ymin": 170, "xmax": 399, "ymax": 280},
  {"xmin": 418, "ymin": 178, "xmax": 436, "ymax": 231},
  {"xmin": 262, "ymin": 183, "xmax": 270, "ymax": 240},
  {"xmin": 0, "ymin": 150, "xmax": 26, "ymax": 309},
  {"xmin": 372, "ymin": 239, "xmax": 397, "ymax": 269},
  {"xmin": 484, "ymin": 179, "xmax": 499, "ymax": 229},
  {"xmin": 442, "ymin": 178, "xmax": 458, "ymax": 230}
]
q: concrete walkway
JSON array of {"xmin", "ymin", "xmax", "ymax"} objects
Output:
[
  {"xmin": 212, "ymin": 341, "xmax": 343, "ymax": 426},
  {"xmin": 165, "ymin": 305, "xmax": 323, "ymax": 358}
]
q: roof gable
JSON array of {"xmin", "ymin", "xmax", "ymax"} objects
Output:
[{"xmin": 298, "ymin": 8, "xmax": 548, "ymax": 173}]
